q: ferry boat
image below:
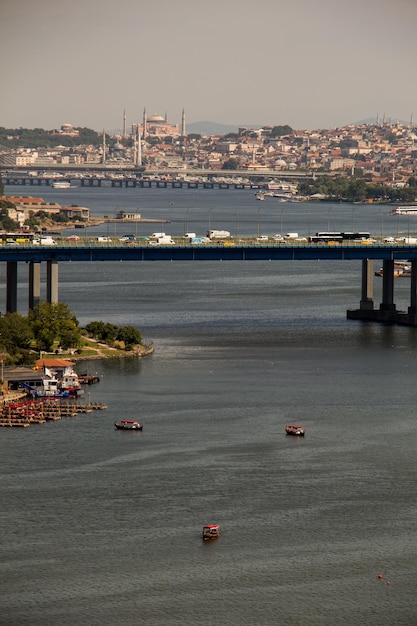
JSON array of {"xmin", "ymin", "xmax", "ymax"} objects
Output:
[
  {"xmin": 51, "ymin": 180, "xmax": 71, "ymax": 189},
  {"xmin": 20, "ymin": 363, "xmax": 83, "ymax": 398},
  {"xmin": 391, "ymin": 206, "xmax": 417, "ymax": 215},
  {"xmin": 285, "ymin": 424, "xmax": 305, "ymax": 436},
  {"xmin": 202, "ymin": 524, "xmax": 220, "ymax": 540},
  {"xmin": 114, "ymin": 419, "xmax": 143, "ymax": 430}
]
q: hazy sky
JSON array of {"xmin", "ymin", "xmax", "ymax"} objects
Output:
[{"xmin": 2, "ymin": 0, "xmax": 417, "ymax": 132}]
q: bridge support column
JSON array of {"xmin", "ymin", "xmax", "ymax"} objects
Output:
[
  {"xmin": 402, "ymin": 260, "xmax": 417, "ymax": 324},
  {"xmin": 6, "ymin": 261, "xmax": 18, "ymax": 313},
  {"xmin": 379, "ymin": 259, "xmax": 396, "ymax": 317},
  {"xmin": 46, "ymin": 261, "xmax": 58, "ymax": 304},
  {"xmin": 360, "ymin": 259, "xmax": 374, "ymax": 310},
  {"xmin": 29, "ymin": 262, "xmax": 41, "ymax": 310}
]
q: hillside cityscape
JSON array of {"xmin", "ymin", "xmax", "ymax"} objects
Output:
[{"xmin": 1, "ymin": 114, "xmax": 417, "ymax": 204}]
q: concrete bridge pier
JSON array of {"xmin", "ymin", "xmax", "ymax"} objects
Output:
[
  {"xmin": 347, "ymin": 258, "xmax": 417, "ymax": 326},
  {"xmin": 347, "ymin": 258, "xmax": 399, "ymax": 324},
  {"xmin": 5, "ymin": 261, "xmax": 59, "ymax": 314},
  {"xmin": 46, "ymin": 261, "xmax": 58, "ymax": 304},
  {"xmin": 360, "ymin": 259, "xmax": 374, "ymax": 310},
  {"xmin": 6, "ymin": 262, "xmax": 18, "ymax": 313},
  {"xmin": 347, "ymin": 259, "xmax": 375, "ymax": 321},
  {"xmin": 378, "ymin": 259, "xmax": 396, "ymax": 320},
  {"xmin": 403, "ymin": 260, "xmax": 417, "ymax": 324},
  {"xmin": 29, "ymin": 262, "xmax": 41, "ymax": 310}
]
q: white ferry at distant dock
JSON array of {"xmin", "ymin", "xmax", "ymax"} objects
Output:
[
  {"xmin": 51, "ymin": 180, "xmax": 72, "ymax": 189},
  {"xmin": 391, "ymin": 206, "xmax": 417, "ymax": 215}
]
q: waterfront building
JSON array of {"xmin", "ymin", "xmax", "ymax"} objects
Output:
[{"xmin": 50, "ymin": 123, "xmax": 80, "ymax": 138}]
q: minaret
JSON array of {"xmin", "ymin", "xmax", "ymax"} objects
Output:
[
  {"xmin": 142, "ymin": 108, "xmax": 147, "ymax": 139},
  {"xmin": 181, "ymin": 108, "xmax": 186, "ymax": 137},
  {"xmin": 376, "ymin": 112, "xmax": 379, "ymax": 125},
  {"xmin": 123, "ymin": 109, "xmax": 126, "ymax": 137},
  {"xmin": 137, "ymin": 125, "xmax": 142, "ymax": 167},
  {"xmin": 410, "ymin": 113, "xmax": 414, "ymax": 127},
  {"xmin": 102, "ymin": 129, "xmax": 106, "ymax": 164}
]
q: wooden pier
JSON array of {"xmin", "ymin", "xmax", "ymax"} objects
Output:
[{"xmin": 0, "ymin": 397, "xmax": 107, "ymax": 427}]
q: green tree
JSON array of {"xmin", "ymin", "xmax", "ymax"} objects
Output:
[
  {"xmin": 222, "ymin": 158, "xmax": 239, "ymax": 170},
  {"xmin": 101, "ymin": 323, "xmax": 119, "ymax": 343},
  {"xmin": 85, "ymin": 320, "xmax": 106, "ymax": 339},
  {"xmin": 116, "ymin": 325, "xmax": 142, "ymax": 347},
  {"xmin": 28, "ymin": 302, "xmax": 80, "ymax": 351},
  {"xmin": 24, "ymin": 210, "xmax": 41, "ymax": 230},
  {"xmin": 0, "ymin": 207, "xmax": 19, "ymax": 231},
  {"xmin": 270, "ymin": 125, "xmax": 293, "ymax": 138},
  {"xmin": 0, "ymin": 313, "xmax": 33, "ymax": 351}
]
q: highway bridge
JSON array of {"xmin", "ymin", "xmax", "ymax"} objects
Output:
[
  {"xmin": 1, "ymin": 165, "xmax": 322, "ymax": 186},
  {"xmin": 1, "ymin": 241, "xmax": 417, "ymax": 327}
]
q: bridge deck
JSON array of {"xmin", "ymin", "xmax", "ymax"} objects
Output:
[{"xmin": 0, "ymin": 243, "xmax": 416, "ymax": 262}]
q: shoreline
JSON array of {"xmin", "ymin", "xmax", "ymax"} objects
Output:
[
  {"xmin": 64, "ymin": 342, "xmax": 155, "ymax": 362},
  {"xmin": 0, "ymin": 344, "xmax": 154, "ymax": 404}
]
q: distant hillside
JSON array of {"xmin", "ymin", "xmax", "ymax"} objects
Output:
[
  {"xmin": 186, "ymin": 121, "xmax": 241, "ymax": 135},
  {"xmin": 353, "ymin": 117, "xmax": 410, "ymax": 126},
  {"xmin": 188, "ymin": 118, "xmax": 412, "ymax": 135}
]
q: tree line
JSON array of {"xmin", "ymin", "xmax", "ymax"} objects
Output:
[
  {"xmin": 0, "ymin": 126, "xmax": 106, "ymax": 149},
  {"xmin": 0, "ymin": 302, "xmax": 143, "ymax": 367},
  {"xmin": 298, "ymin": 175, "xmax": 417, "ymax": 203}
]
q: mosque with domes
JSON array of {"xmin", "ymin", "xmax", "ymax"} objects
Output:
[{"xmin": 131, "ymin": 109, "xmax": 186, "ymax": 138}]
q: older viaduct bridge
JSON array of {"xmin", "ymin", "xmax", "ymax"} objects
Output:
[{"xmin": 2, "ymin": 242, "xmax": 417, "ymax": 327}]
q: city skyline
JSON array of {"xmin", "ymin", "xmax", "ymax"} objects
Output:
[{"xmin": 2, "ymin": 0, "xmax": 417, "ymax": 132}]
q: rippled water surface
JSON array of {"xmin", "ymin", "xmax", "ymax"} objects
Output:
[{"xmin": 1, "ymin": 187, "xmax": 416, "ymax": 625}]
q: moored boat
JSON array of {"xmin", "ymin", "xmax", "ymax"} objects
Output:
[
  {"xmin": 20, "ymin": 363, "xmax": 83, "ymax": 398},
  {"xmin": 375, "ymin": 261, "xmax": 411, "ymax": 277},
  {"xmin": 285, "ymin": 424, "xmax": 305, "ymax": 436},
  {"xmin": 202, "ymin": 524, "xmax": 220, "ymax": 540},
  {"xmin": 114, "ymin": 419, "xmax": 143, "ymax": 430},
  {"xmin": 390, "ymin": 206, "xmax": 417, "ymax": 215}
]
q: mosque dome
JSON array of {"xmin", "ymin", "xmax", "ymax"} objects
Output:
[
  {"xmin": 275, "ymin": 158, "xmax": 288, "ymax": 167},
  {"xmin": 148, "ymin": 114, "xmax": 165, "ymax": 123}
]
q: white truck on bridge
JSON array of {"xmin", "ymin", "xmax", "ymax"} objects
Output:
[{"xmin": 207, "ymin": 230, "xmax": 231, "ymax": 239}]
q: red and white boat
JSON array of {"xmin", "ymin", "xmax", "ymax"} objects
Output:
[
  {"xmin": 202, "ymin": 524, "xmax": 220, "ymax": 540},
  {"xmin": 285, "ymin": 424, "xmax": 305, "ymax": 436}
]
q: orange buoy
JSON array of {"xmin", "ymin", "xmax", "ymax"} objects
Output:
[{"xmin": 377, "ymin": 573, "xmax": 383, "ymax": 580}]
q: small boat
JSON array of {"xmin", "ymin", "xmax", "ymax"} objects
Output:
[
  {"xmin": 114, "ymin": 420, "xmax": 143, "ymax": 430},
  {"xmin": 285, "ymin": 424, "xmax": 305, "ymax": 436},
  {"xmin": 375, "ymin": 261, "xmax": 411, "ymax": 277},
  {"xmin": 202, "ymin": 524, "xmax": 220, "ymax": 540}
]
